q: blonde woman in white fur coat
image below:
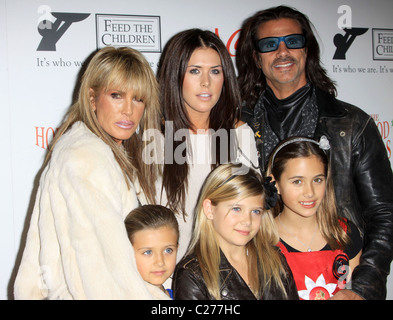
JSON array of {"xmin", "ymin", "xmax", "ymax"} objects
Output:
[{"xmin": 14, "ymin": 47, "xmax": 167, "ymax": 300}]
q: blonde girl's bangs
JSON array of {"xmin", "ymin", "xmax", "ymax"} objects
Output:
[{"xmin": 209, "ymin": 176, "xmax": 264, "ymax": 206}]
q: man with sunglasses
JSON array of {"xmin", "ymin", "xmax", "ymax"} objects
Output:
[{"xmin": 236, "ymin": 6, "xmax": 393, "ymax": 300}]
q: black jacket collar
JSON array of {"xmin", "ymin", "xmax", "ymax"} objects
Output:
[
  {"xmin": 240, "ymin": 87, "xmax": 347, "ymax": 120},
  {"xmin": 315, "ymin": 88, "xmax": 347, "ymax": 118}
]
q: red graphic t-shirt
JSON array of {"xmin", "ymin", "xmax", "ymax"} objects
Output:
[{"xmin": 277, "ymin": 219, "xmax": 362, "ymax": 300}]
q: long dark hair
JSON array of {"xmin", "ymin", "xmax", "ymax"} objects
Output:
[
  {"xmin": 266, "ymin": 137, "xmax": 349, "ymax": 250},
  {"xmin": 157, "ymin": 28, "xmax": 240, "ymax": 218},
  {"xmin": 236, "ymin": 5, "xmax": 337, "ymax": 110}
]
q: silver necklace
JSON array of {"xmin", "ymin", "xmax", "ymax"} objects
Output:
[{"xmin": 278, "ymin": 213, "xmax": 318, "ymax": 252}]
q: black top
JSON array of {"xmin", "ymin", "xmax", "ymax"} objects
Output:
[{"xmin": 172, "ymin": 249, "xmax": 299, "ymax": 300}]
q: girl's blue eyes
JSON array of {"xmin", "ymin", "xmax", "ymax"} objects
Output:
[
  {"xmin": 142, "ymin": 248, "xmax": 174, "ymax": 256},
  {"xmin": 231, "ymin": 207, "xmax": 262, "ymax": 215},
  {"xmin": 143, "ymin": 250, "xmax": 152, "ymax": 256}
]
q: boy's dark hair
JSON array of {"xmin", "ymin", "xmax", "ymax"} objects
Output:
[{"xmin": 125, "ymin": 205, "xmax": 179, "ymax": 243}]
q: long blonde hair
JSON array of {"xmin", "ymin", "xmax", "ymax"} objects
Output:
[
  {"xmin": 45, "ymin": 46, "xmax": 161, "ymax": 203},
  {"xmin": 187, "ymin": 163, "xmax": 288, "ymax": 299}
]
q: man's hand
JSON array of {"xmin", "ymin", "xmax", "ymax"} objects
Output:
[{"xmin": 329, "ymin": 289, "xmax": 363, "ymax": 300}]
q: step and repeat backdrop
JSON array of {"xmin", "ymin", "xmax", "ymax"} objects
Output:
[{"xmin": 1, "ymin": 0, "xmax": 392, "ymax": 299}]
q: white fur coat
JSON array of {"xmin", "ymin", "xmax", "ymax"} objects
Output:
[{"xmin": 14, "ymin": 122, "xmax": 169, "ymax": 300}]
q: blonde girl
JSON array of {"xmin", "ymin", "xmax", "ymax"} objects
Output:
[{"xmin": 172, "ymin": 163, "xmax": 298, "ymax": 300}]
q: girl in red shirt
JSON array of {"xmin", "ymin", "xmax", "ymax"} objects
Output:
[{"xmin": 266, "ymin": 136, "xmax": 362, "ymax": 300}]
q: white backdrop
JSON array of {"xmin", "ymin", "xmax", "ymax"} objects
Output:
[{"xmin": 1, "ymin": 0, "xmax": 392, "ymax": 300}]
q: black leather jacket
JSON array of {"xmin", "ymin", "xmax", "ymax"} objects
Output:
[
  {"xmin": 172, "ymin": 250, "xmax": 299, "ymax": 300},
  {"xmin": 241, "ymin": 88, "xmax": 393, "ymax": 300}
]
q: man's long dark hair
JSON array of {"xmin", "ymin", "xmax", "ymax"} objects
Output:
[{"xmin": 236, "ymin": 6, "xmax": 337, "ymax": 109}]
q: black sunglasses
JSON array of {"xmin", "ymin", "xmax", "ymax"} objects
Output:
[{"xmin": 256, "ymin": 34, "xmax": 306, "ymax": 53}]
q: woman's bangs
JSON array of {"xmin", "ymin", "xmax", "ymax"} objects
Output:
[{"xmin": 105, "ymin": 61, "xmax": 151, "ymax": 104}]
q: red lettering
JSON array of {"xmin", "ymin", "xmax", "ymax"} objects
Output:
[
  {"xmin": 376, "ymin": 121, "xmax": 392, "ymax": 158},
  {"xmin": 35, "ymin": 127, "xmax": 45, "ymax": 148},
  {"xmin": 226, "ymin": 29, "xmax": 240, "ymax": 57},
  {"xmin": 46, "ymin": 127, "xmax": 56, "ymax": 149},
  {"xmin": 35, "ymin": 126, "xmax": 58, "ymax": 149},
  {"xmin": 214, "ymin": 28, "xmax": 241, "ymax": 57},
  {"xmin": 376, "ymin": 121, "xmax": 389, "ymax": 139},
  {"xmin": 383, "ymin": 121, "xmax": 389, "ymax": 139}
]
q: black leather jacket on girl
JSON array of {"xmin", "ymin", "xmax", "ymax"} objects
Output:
[
  {"xmin": 241, "ymin": 87, "xmax": 393, "ymax": 300},
  {"xmin": 172, "ymin": 250, "xmax": 299, "ymax": 300}
]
